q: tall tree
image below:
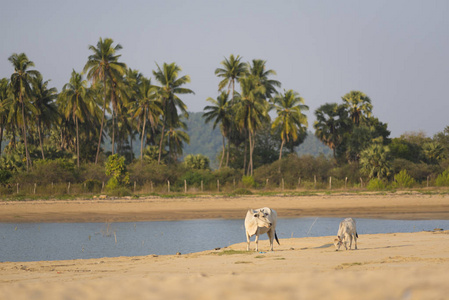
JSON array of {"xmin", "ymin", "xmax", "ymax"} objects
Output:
[
  {"xmin": 129, "ymin": 76, "xmax": 162, "ymax": 161},
  {"xmin": 8, "ymin": 53, "xmax": 40, "ymax": 170},
  {"xmin": 234, "ymin": 76, "xmax": 269, "ymax": 176},
  {"xmin": 30, "ymin": 74, "xmax": 58, "ymax": 159},
  {"xmin": 152, "ymin": 62, "xmax": 194, "ymax": 164},
  {"xmin": 247, "ymin": 59, "xmax": 281, "ymax": 100},
  {"xmin": 314, "ymin": 103, "xmax": 348, "ymax": 158},
  {"xmin": 83, "ymin": 37, "xmax": 126, "ymax": 164},
  {"xmin": 203, "ymin": 91, "xmax": 231, "ymax": 169},
  {"xmin": 59, "ymin": 70, "xmax": 93, "ymax": 167},
  {"xmin": 360, "ymin": 144, "xmax": 392, "ymax": 180},
  {"xmin": 0, "ymin": 78, "xmax": 10, "ymax": 156},
  {"xmin": 215, "ymin": 54, "xmax": 247, "ymax": 104},
  {"xmin": 271, "ymin": 90, "xmax": 308, "ymax": 166},
  {"xmin": 342, "ymin": 91, "xmax": 372, "ymax": 126}
]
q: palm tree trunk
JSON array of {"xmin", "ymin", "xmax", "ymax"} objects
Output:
[
  {"xmin": 278, "ymin": 139, "xmax": 285, "ymax": 173},
  {"xmin": 112, "ymin": 112, "xmax": 115, "ymax": 156},
  {"xmin": 243, "ymin": 138, "xmax": 247, "ymax": 175},
  {"xmin": 0, "ymin": 124, "xmax": 4, "ymax": 157},
  {"xmin": 95, "ymin": 76, "xmax": 107, "ymax": 164},
  {"xmin": 158, "ymin": 122, "xmax": 166, "ymax": 165},
  {"xmin": 219, "ymin": 134, "xmax": 225, "ymax": 169},
  {"xmin": 76, "ymin": 116, "xmax": 80, "ymax": 168},
  {"xmin": 38, "ymin": 118, "xmax": 45, "ymax": 160},
  {"xmin": 140, "ymin": 109, "xmax": 147, "ymax": 161},
  {"xmin": 20, "ymin": 95, "xmax": 30, "ymax": 171}
]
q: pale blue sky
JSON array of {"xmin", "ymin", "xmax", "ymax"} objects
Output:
[{"xmin": 1, "ymin": 0, "xmax": 448, "ymax": 137}]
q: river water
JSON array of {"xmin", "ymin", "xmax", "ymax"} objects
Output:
[{"xmin": 1, "ymin": 218, "xmax": 448, "ymax": 262}]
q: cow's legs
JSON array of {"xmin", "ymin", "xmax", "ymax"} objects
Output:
[
  {"xmin": 348, "ymin": 234, "xmax": 353, "ymax": 250},
  {"xmin": 267, "ymin": 229, "xmax": 274, "ymax": 251},
  {"xmin": 255, "ymin": 233, "xmax": 259, "ymax": 251},
  {"xmin": 246, "ymin": 232, "xmax": 251, "ymax": 251},
  {"xmin": 354, "ymin": 234, "xmax": 357, "ymax": 250}
]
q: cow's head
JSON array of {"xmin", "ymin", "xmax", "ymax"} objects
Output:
[
  {"xmin": 253, "ymin": 210, "xmax": 272, "ymax": 228},
  {"xmin": 334, "ymin": 236, "xmax": 343, "ymax": 251}
]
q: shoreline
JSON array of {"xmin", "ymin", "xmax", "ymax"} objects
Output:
[
  {"xmin": 1, "ymin": 231, "xmax": 449, "ymax": 299},
  {"xmin": 1, "ymin": 192, "xmax": 449, "ymax": 223}
]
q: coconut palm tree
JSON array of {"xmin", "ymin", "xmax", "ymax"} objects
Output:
[
  {"xmin": 215, "ymin": 54, "xmax": 247, "ymax": 103},
  {"xmin": 203, "ymin": 91, "xmax": 231, "ymax": 169},
  {"xmin": 271, "ymin": 90, "xmax": 308, "ymax": 165},
  {"xmin": 8, "ymin": 53, "xmax": 40, "ymax": 170},
  {"xmin": 59, "ymin": 70, "xmax": 94, "ymax": 167},
  {"xmin": 152, "ymin": 62, "xmax": 194, "ymax": 164},
  {"xmin": 247, "ymin": 59, "xmax": 281, "ymax": 100},
  {"xmin": 83, "ymin": 37, "xmax": 127, "ymax": 164},
  {"xmin": 234, "ymin": 76, "xmax": 269, "ymax": 176},
  {"xmin": 342, "ymin": 91, "xmax": 372, "ymax": 126},
  {"xmin": 0, "ymin": 78, "xmax": 10, "ymax": 156},
  {"xmin": 129, "ymin": 76, "xmax": 162, "ymax": 160},
  {"xmin": 30, "ymin": 74, "xmax": 58, "ymax": 160}
]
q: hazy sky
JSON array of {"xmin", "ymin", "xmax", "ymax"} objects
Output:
[{"xmin": 1, "ymin": 0, "xmax": 448, "ymax": 138}]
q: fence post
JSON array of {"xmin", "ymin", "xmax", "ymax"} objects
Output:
[
  {"xmin": 184, "ymin": 180, "xmax": 187, "ymax": 193},
  {"xmin": 233, "ymin": 178, "xmax": 236, "ymax": 189},
  {"xmin": 151, "ymin": 181, "xmax": 153, "ymax": 193},
  {"xmin": 217, "ymin": 180, "xmax": 220, "ymax": 192},
  {"xmin": 134, "ymin": 181, "xmax": 136, "ymax": 193},
  {"xmin": 201, "ymin": 180, "xmax": 203, "ymax": 192},
  {"xmin": 360, "ymin": 177, "xmax": 363, "ymax": 188},
  {"xmin": 345, "ymin": 177, "xmax": 348, "ymax": 189},
  {"xmin": 102, "ymin": 181, "xmax": 105, "ymax": 192},
  {"xmin": 266, "ymin": 179, "xmax": 269, "ymax": 189},
  {"xmin": 282, "ymin": 178, "xmax": 284, "ymax": 191},
  {"xmin": 67, "ymin": 182, "xmax": 71, "ymax": 194},
  {"xmin": 34, "ymin": 183, "xmax": 36, "ymax": 194},
  {"xmin": 168, "ymin": 181, "xmax": 170, "ymax": 193},
  {"xmin": 17, "ymin": 183, "xmax": 19, "ymax": 194},
  {"xmin": 298, "ymin": 177, "xmax": 301, "ymax": 188},
  {"xmin": 329, "ymin": 176, "xmax": 332, "ymax": 189},
  {"xmin": 314, "ymin": 175, "xmax": 317, "ymax": 188},
  {"xmin": 427, "ymin": 176, "xmax": 429, "ymax": 187}
]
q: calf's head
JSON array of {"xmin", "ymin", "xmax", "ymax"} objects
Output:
[{"xmin": 334, "ymin": 236, "xmax": 343, "ymax": 251}]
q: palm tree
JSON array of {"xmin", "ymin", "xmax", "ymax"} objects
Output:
[
  {"xmin": 59, "ymin": 70, "xmax": 93, "ymax": 167},
  {"xmin": 215, "ymin": 54, "xmax": 247, "ymax": 103},
  {"xmin": 8, "ymin": 53, "xmax": 40, "ymax": 170},
  {"xmin": 30, "ymin": 74, "xmax": 58, "ymax": 159},
  {"xmin": 342, "ymin": 91, "xmax": 372, "ymax": 126},
  {"xmin": 234, "ymin": 76, "xmax": 269, "ymax": 176},
  {"xmin": 83, "ymin": 37, "xmax": 127, "ymax": 164},
  {"xmin": 165, "ymin": 122, "xmax": 190, "ymax": 163},
  {"xmin": 152, "ymin": 62, "xmax": 194, "ymax": 164},
  {"xmin": 271, "ymin": 90, "xmax": 308, "ymax": 166},
  {"xmin": 314, "ymin": 103, "xmax": 348, "ymax": 158},
  {"xmin": 0, "ymin": 78, "xmax": 10, "ymax": 156},
  {"xmin": 129, "ymin": 76, "xmax": 162, "ymax": 160},
  {"xmin": 360, "ymin": 144, "xmax": 392, "ymax": 180},
  {"xmin": 203, "ymin": 91, "xmax": 231, "ymax": 169},
  {"xmin": 247, "ymin": 59, "xmax": 281, "ymax": 99}
]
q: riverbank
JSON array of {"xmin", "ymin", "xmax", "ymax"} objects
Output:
[
  {"xmin": 1, "ymin": 192, "xmax": 449, "ymax": 223},
  {"xmin": 1, "ymin": 230, "xmax": 449, "ymax": 300}
]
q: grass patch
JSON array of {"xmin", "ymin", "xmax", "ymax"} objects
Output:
[
  {"xmin": 212, "ymin": 250, "xmax": 250, "ymax": 256},
  {"xmin": 235, "ymin": 261, "xmax": 252, "ymax": 264},
  {"xmin": 274, "ymin": 257, "xmax": 286, "ymax": 260},
  {"xmin": 254, "ymin": 255, "xmax": 265, "ymax": 259}
]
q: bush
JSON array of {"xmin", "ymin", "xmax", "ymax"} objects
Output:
[
  {"xmin": 367, "ymin": 178, "xmax": 387, "ymax": 191},
  {"xmin": 242, "ymin": 175, "xmax": 256, "ymax": 188},
  {"xmin": 233, "ymin": 188, "xmax": 253, "ymax": 195},
  {"xmin": 84, "ymin": 179, "xmax": 102, "ymax": 193},
  {"xmin": 14, "ymin": 158, "xmax": 77, "ymax": 185},
  {"xmin": 0, "ymin": 169, "xmax": 12, "ymax": 184},
  {"xmin": 394, "ymin": 170, "xmax": 415, "ymax": 188},
  {"xmin": 105, "ymin": 154, "xmax": 129, "ymax": 188},
  {"xmin": 435, "ymin": 170, "xmax": 449, "ymax": 187},
  {"xmin": 178, "ymin": 170, "xmax": 214, "ymax": 187}
]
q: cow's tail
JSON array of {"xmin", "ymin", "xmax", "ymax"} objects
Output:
[
  {"xmin": 356, "ymin": 232, "xmax": 359, "ymax": 238},
  {"xmin": 275, "ymin": 231, "xmax": 280, "ymax": 245}
]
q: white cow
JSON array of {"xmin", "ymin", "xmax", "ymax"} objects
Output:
[
  {"xmin": 334, "ymin": 217, "xmax": 358, "ymax": 251},
  {"xmin": 245, "ymin": 207, "xmax": 280, "ymax": 251}
]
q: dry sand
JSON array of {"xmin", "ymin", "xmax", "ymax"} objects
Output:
[{"xmin": 1, "ymin": 192, "xmax": 449, "ymax": 299}]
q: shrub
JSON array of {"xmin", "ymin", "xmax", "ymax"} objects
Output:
[
  {"xmin": 242, "ymin": 175, "xmax": 256, "ymax": 188},
  {"xmin": 178, "ymin": 170, "xmax": 214, "ymax": 187},
  {"xmin": 394, "ymin": 170, "xmax": 415, "ymax": 188},
  {"xmin": 84, "ymin": 179, "xmax": 102, "ymax": 193},
  {"xmin": 435, "ymin": 170, "xmax": 449, "ymax": 187},
  {"xmin": 233, "ymin": 188, "xmax": 253, "ymax": 195},
  {"xmin": 0, "ymin": 169, "xmax": 12, "ymax": 185},
  {"xmin": 367, "ymin": 178, "xmax": 387, "ymax": 191},
  {"xmin": 105, "ymin": 154, "xmax": 129, "ymax": 189},
  {"xmin": 184, "ymin": 154, "xmax": 210, "ymax": 170}
]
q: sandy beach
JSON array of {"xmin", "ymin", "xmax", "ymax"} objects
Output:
[{"xmin": 1, "ymin": 192, "xmax": 449, "ymax": 299}]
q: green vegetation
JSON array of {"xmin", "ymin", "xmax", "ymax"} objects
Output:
[{"xmin": 1, "ymin": 41, "xmax": 449, "ymax": 198}]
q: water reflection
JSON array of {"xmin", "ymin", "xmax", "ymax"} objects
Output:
[{"xmin": 1, "ymin": 218, "xmax": 448, "ymax": 262}]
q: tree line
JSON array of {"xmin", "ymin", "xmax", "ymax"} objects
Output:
[{"xmin": 1, "ymin": 37, "xmax": 449, "ymax": 195}]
